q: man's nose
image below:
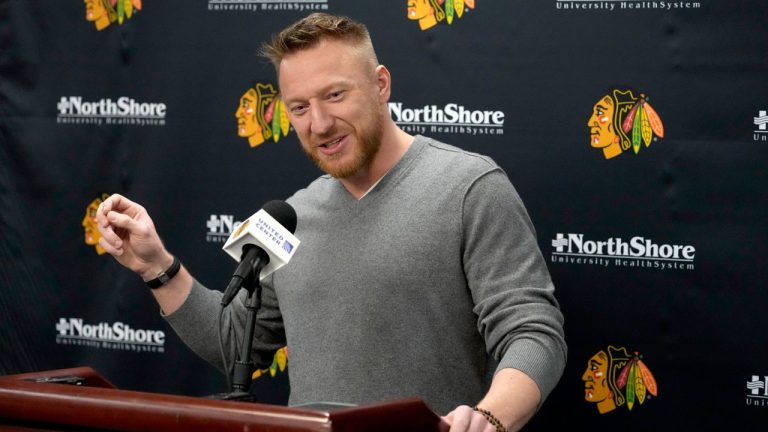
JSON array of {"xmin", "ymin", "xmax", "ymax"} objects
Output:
[{"xmin": 310, "ymin": 104, "xmax": 333, "ymax": 135}]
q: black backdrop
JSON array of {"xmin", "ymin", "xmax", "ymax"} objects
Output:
[{"xmin": 1, "ymin": 1, "xmax": 767, "ymax": 429}]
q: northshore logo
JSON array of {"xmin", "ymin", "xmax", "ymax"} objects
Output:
[
  {"xmin": 57, "ymin": 96, "xmax": 167, "ymax": 126},
  {"xmin": 388, "ymin": 102, "xmax": 505, "ymax": 136},
  {"xmin": 551, "ymin": 233, "xmax": 696, "ymax": 270},
  {"xmin": 56, "ymin": 317, "xmax": 165, "ymax": 353}
]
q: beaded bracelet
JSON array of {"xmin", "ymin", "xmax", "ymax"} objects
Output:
[{"xmin": 473, "ymin": 406, "xmax": 507, "ymax": 432}]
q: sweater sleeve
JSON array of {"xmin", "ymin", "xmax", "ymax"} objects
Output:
[
  {"xmin": 163, "ymin": 276, "xmax": 287, "ymax": 373},
  {"xmin": 461, "ymin": 168, "xmax": 567, "ymax": 404}
]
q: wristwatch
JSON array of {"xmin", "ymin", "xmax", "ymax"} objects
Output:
[{"xmin": 145, "ymin": 256, "xmax": 181, "ymax": 289}]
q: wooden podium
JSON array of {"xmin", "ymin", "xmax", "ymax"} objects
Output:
[{"xmin": 0, "ymin": 367, "xmax": 449, "ymax": 431}]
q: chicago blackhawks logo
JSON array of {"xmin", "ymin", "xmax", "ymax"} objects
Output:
[
  {"xmin": 588, "ymin": 89, "xmax": 665, "ymax": 159},
  {"xmin": 235, "ymin": 83, "xmax": 291, "ymax": 148},
  {"xmin": 82, "ymin": 193, "xmax": 111, "ymax": 255},
  {"xmin": 84, "ymin": 0, "xmax": 142, "ymax": 31},
  {"xmin": 252, "ymin": 347, "xmax": 288, "ymax": 380},
  {"xmin": 407, "ymin": 0, "xmax": 476, "ymax": 31},
  {"xmin": 582, "ymin": 345, "xmax": 658, "ymax": 414}
]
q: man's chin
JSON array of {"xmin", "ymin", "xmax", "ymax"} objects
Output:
[{"xmin": 319, "ymin": 162, "xmax": 361, "ymax": 179}]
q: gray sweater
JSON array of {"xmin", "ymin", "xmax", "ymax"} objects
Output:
[{"xmin": 166, "ymin": 136, "xmax": 566, "ymax": 414}]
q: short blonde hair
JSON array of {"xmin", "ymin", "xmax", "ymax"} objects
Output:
[{"xmin": 260, "ymin": 13, "xmax": 379, "ymax": 72}]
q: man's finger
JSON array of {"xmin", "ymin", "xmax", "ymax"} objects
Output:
[
  {"xmin": 97, "ymin": 220, "xmax": 124, "ymax": 249},
  {"xmin": 98, "ymin": 236, "xmax": 123, "ymax": 257},
  {"xmin": 102, "ymin": 194, "xmax": 143, "ymax": 220},
  {"xmin": 96, "ymin": 200, "xmax": 110, "ymax": 227},
  {"xmin": 468, "ymin": 411, "xmax": 494, "ymax": 432},
  {"xmin": 106, "ymin": 210, "xmax": 142, "ymax": 232},
  {"xmin": 447, "ymin": 405, "xmax": 473, "ymax": 431},
  {"xmin": 117, "ymin": 194, "xmax": 145, "ymax": 216}
]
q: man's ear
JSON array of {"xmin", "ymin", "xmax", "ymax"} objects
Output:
[{"xmin": 375, "ymin": 65, "xmax": 392, "ymax": 103}]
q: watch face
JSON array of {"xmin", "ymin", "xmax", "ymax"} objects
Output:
[{"xmin": 147, "ymin": 258, "xmax": 180, "ymax": 288}]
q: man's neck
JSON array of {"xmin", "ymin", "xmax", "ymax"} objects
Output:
[{"xmin": 340, "ymin": 126, "xmax": 414, "ymax": 200}]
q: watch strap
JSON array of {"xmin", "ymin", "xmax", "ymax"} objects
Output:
[{"xmin": 145, "ymin": 256, "xmax": 181, "ymax": 289}]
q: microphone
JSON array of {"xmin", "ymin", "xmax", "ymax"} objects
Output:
[{"xmin": 220, "ymin": 200, "xmax": 300, "ymax": 307}]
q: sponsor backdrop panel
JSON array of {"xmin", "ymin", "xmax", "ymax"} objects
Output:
[{"xmin": 1, "ymin": 0, "xmax": 766, "ymax": 429}]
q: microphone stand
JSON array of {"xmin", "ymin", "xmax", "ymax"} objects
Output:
[{"xmin": 213, "ymin": 257, "xmax": 266, "ymax": 402}]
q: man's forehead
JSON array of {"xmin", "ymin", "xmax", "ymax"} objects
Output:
[
  {"xmin": 280, "ymin": 78, "xmax": 355, "ymax": 105},
  {"xmin": 280, "ymin": 39, "xmax": 355, "ymax": 68},
  {"xmin": 278, "ymin": 42, "xmax": 368, "ymax": 98}
]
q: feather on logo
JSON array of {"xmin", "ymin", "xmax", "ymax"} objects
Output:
[
  {"xmin": 407, "ymin": 0, "xmax": 476, "ymax": 31},
  {"xmin": 252, "ymin": 347, "xmax": 288, "ymax": 380},
  {"xmin": 84, "ymin": 0, "xmax": 143, "ymax": 31}
]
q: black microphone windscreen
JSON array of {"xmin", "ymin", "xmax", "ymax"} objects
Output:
[{"xmin": 262, "ymin": 200, "xmax": 297, "ymax": 234}]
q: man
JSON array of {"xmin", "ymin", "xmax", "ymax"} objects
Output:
[{"xmin": 97, "ymin": 13, "xmax": 566, "ymax": 432}]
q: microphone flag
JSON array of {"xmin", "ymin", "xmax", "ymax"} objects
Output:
[{"xmin": 222, "ymin": 208, "xmax": 300, "ymax": 280}]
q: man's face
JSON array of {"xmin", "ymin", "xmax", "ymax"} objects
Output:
[
  {"xmin": 279, "ymin": 38, "xmax": 384, "ymax": 179},
  {"xmin": 235, "ymin": 89, "xmax": 262, "ymax": 139},
  {"xmin": 582, "ymin": 351, "xmax": 611, "ymax": 403},
  {"xmin": 588, "ymin": 96, "xmax": 615, "ymax": 149}
]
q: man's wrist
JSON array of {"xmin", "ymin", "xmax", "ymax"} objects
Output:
[
  {"xmin": 140, "ymin": 254, "xmax": 177, "ymax": 284},
  {"xmin": 473, "ymin": 406, "xmax": 507, "ymax": 432}
]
